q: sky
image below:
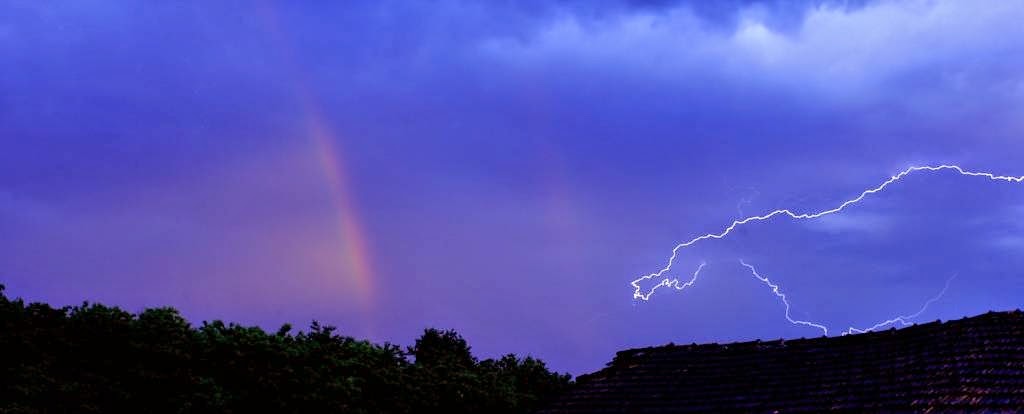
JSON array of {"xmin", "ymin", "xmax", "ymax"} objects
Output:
[{"xmin": 2, "ymin": 0, "xmax": 1024, "ymax": 375}]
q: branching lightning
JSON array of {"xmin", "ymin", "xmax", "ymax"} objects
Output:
[
  {"xmin": 841, "ymin": 273, "xmax": 958, "ymax": 335},
  {"xmin": 646, "ymin": 262, "xmax": 707, "ymax": 296},
  {"xmin": 632, "ymin": 164, "xmax": 1023, "ymax": 335},
  {"xmin": 740, "ymin": 259, "xmax": 958, "ymax": 336},
  {"xmin": 740, "ymin": 260, "xmax": 829, "ymax": 336}
]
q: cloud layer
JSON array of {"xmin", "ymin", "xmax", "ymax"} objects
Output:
[{"xmin": 2, "ymin": 0, "xmax": 1024, "ymax": 374}]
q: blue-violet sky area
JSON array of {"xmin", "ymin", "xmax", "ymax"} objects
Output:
[{"xmin": 3, "ymin": 0, "xmax": 1024, "ymax": 374}]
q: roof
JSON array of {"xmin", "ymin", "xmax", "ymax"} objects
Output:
[{"xmin": 542, "ymin": 310, "xmax": 1024, "ymax": 413}]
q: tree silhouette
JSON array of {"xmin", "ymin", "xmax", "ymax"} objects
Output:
[{"xmin": 0, "ymin": 287, "xmax": 571, "ymax": 413}]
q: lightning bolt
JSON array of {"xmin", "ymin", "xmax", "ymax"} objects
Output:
[
  {"xmin": 739, "ymin": 260, "xmax": 957, "ymax": 336},
  {"xmin": 842, "ymin": 273, "xmax": 958, "ymax": 335},
  {"xmin": 646, "ymin": 261, "xmax": 707, "ymax": 296},
  {"xmin": 740, "ymin": 259, "xmax": 829, "ymax": 336},
  {"xmin": 632, "ymin": 164, "xmax": 1024, "ymax": 301}
]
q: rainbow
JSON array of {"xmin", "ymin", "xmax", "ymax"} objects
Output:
[
  {"xmin": 306, "ymin": 110, "xmax": 376, "ymax": 310},
  {"xmin": 256, "ymin": 3, "xmax": 377, "ymax": 309}
]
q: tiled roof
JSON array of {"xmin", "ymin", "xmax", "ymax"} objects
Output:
[{"xmin": 542, "ymin": 310, "xmax": 1024, "ymax": 413}]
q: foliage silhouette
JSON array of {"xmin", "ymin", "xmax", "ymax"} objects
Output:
[{"xmin": 0, "ymin": 287, "xmax": 571, "ymax": 413}]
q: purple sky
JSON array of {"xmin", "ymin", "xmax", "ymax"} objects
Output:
[{"xmin": 3, "ymin": 0, "xmax": 1024, "ymax": 374}]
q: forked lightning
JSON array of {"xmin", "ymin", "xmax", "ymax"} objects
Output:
[{"xmin": 632, "ymin": 164, "xmax": 1023, "ymax": 334}]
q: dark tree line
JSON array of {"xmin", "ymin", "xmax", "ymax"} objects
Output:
[{"xmin": 0, "ymin": 285, "xmax": 571, "ymax": 413}]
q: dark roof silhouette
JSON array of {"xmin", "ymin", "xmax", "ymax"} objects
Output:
[{"xmin": 542, "ymin": 310, "xmax": 1024, "ymax": 413}]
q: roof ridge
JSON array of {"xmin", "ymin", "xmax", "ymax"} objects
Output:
[
  {"xmin": 549, "ymin": 309, "xmax": 1024, "ymax": 413},
  {"xmin": 605, "ymin": 309, "xmax": 1024, "ymax": 367}
]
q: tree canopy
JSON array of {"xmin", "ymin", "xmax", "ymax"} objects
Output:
[{"xmin": 0, "ymin": 284, "xmax": 571, "ymax": 413}]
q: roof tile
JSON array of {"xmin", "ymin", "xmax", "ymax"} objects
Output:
[{"xmin": 542, "ymin": 311, "xmax": 1024, "ymax": 413}]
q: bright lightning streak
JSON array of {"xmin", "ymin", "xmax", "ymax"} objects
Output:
[
  {"xmin": 739, "ymin": 260, "xmax": 956, "ymax": 336},
  {"xmin": 739, "ymin": 260, "xmax": 829, "ymax": 336},
  {"xmin": 841, "ymin": 273, "xmax": 958, "ymax": 335},
  {"xmin": 632, "ymin": 164, "xmax": 1024, "ymax": 301},
  {"xmin": 647, "ymin": 262, "xmax": 707, "ymax": 295}
]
